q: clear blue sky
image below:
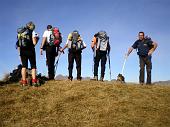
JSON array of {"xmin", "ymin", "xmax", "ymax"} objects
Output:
[{"xmin": 0, "ymin": 0, "xmax": 170, "ymax": 82}]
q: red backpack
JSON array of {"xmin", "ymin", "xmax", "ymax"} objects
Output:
[{"xmin": 49, "ymin": 27, "xmax": 62, "ymax": 47}]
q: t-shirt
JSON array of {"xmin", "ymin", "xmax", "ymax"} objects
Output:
[
  {"xmin": 42, "ymin": 30, "xmax": 52, "ymax": 43},
  {"xmin": 32, "ymin": 31, "xmax": 39, "ymax": 38},
  {"xmin": 132, "ymin": 39, "xmax": 153, "ymax": 56}
]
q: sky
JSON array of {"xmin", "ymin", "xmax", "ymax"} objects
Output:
[{"xmin": 0, "ymin": 0, "xmax": 170, "ymax": 82}]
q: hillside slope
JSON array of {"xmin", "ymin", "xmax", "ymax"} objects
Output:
[{"xmin": 0, "ymin": 81, "xmax": 170, "ymax": 127}]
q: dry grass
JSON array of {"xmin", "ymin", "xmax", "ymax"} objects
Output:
[{"xmin": 0, "ymin": 80, "xmax": 170, "ymax": 127}]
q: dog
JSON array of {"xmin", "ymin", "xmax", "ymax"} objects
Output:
[{"xmin": 117, "ymin": 73, "xmax": 125, "ymax": 83}]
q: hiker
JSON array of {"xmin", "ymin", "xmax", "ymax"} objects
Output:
[
  {"xmin": 91, "ymin": 31, "xmax": 110, "ymax": 81},
  {"xmin": 16, "ymin": 21, "xmax": 39, "ymax": 86},
  {"xmin": 40, "ymin": 25, "xmax": 62, "ymax": 80},
  {"xmin": 126, "ymin": 32, "xmax": 158, "ymax": 85},
  {"xmin": 61, "ymin": 30, "xmax": 86, "ymax": 81}
]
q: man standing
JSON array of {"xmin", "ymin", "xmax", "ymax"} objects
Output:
[
  {"xmin": 16, "ymin": 21, "xmax": 39, "ymax": 86},
  {"xmin": 40, "ymin": 25, "xmax": 62, "ymax": 80},
  {"xmin": 91, "ymin": 31, "xmax": 110, "ymax": 81},
  {"xmin": 127, "ymin": 32, "xmax": 158, "ymax": 85},
  {"xmin": 61, "ymin": 30, "xmax": 86, "ymax": 81}
]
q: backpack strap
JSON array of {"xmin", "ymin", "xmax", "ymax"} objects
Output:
[{"xmin": 97, "ymin": 36, "xmax": 101, "ymax": 50}]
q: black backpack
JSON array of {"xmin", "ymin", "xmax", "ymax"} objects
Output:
[
  {"xmin": 145, "ymin": 36, "xmax": 154, "ymax": 50},
  {"xmin": 9, "ymin": 64, "xmax": 22, "ymax": 82},
  {"xmin": 16, "ymin": 27, "xmax": 33, "ymax": 48}
]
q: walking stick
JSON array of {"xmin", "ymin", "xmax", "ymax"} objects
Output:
[
  {"xmin": 107, "ymin": 53, "xmax": 112, "ymax": 81},
  {"xmin": 92, "ymin": 46, "xmax": 96, "ymax": 74},
  {"xmin": 54, "ymin": 51, "xmax": 62, "ymax": 76},
  {"xmin": 121, "ymin": 57, "xmax": 127, "ymax": 75}
]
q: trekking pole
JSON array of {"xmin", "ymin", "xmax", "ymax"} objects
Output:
[
  {"xmin": 92, "ymin": 46, "xmax": 96, "ymax": 75},
  {"xmin": 107, "ymin": 53, "xmax": 112, "ymax": 81},
  {"xmin": 121, "ymin": 56, "xmax": 127, "ymax": 75},
  {"xmin": 92, "ymin": 55, "xmax": 94, "ymax": 74},
  {"xmin": 54, "ymin": 51, "xmax": 62, "ymax": 76}
]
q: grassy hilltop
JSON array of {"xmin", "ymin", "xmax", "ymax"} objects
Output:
[{"xmin": 0, "ymin": 80, "xmax": 170, "ymax": 127}]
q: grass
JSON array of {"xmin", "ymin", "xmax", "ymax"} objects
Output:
[{"xmin": 0, "ymin": 80, "xmax": 170, "ymax": 127}]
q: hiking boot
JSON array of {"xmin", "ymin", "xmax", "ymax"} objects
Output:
[
  {"xmin": 100, "ymin": 77, "xmax": 104, "ymax": 82},
  {"xmin": 32, "ymin": 79, "xmax": 39, "ymax": 87},
  {"xmin": 139, "ymin": 82, "xmax": 145, "ymax": 85},
  {"xmin": 91, "ymin": 76, "xmax": 98, "ymax": 81},
  {"xmin": 20, "ymin": 80, "xmax": 29, "ymax": 90},
  {"xmin": 68, "ymin": 77, "xmax": 73, "ymax": 81},
  {"xmin": 77, "ymin": 76, "xmax": 82, "ymax": 81}
]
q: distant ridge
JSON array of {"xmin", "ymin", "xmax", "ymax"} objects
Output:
[
  {"xmin": 154, "ymin": 80, "xmax": 170, "ymax": 85},
  {"xmin": 55, "ymin": 74, "xmax": 91, "ymax": 81},
  {"xmin": 55, "ymin": 74, "xmax": 67, "ymax": 80}
]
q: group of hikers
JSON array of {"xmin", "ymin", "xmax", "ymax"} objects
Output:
[{"xmin": 16, "ymin": 21, "xmax": 157, "ymax": 87}]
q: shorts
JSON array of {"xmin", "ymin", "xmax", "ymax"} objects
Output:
[{"xmin": 20, "ymin": 48, "xmax": 36, "ymax": 69}]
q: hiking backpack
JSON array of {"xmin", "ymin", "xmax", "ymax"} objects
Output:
[
  {"xmin": 145, "ymin": 36, "xmax": 154, "ymax": 50},
  {"xmin": 9, "ymin": 64, "xmax": 22, "ymax": 82},
  {"xmin": 16, "ymin": 27, "xmax": 33, "ymax": 47},
  {"xmin": 96, "ymin": 31, "xmax": 109, "ymax": 51},
  {"xmin": 49, "ymin": 27, "xmax": 62, "ymax": 47},
  {"xmin": 68, "ymin": 31, "xmax": 83, "ymax": 51}
]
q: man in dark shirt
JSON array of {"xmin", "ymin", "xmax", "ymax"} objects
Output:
[{"xmin": 127, "ymin": 32, "xmax": 158, "ymax": 85}]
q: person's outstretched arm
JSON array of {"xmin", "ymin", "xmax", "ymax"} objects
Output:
[
  {"xmin": 127, "ymin": 47, "xmax": 134, "ymax": 57},
  {"xmin": 61, "ymin": 39, "xmax": 69, "ymax": 52}
]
